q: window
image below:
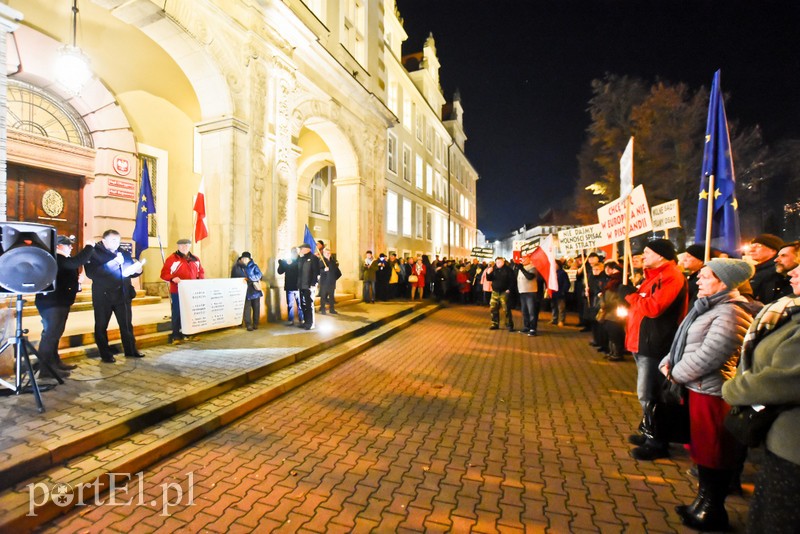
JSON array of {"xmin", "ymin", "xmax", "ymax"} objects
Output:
[
  {"xmin": 455, "ymin": 223, "xmax": 461, "ymax": 247},
  {"xmin": 387, "ymin": 132, "xmax": 398, "ymax": 174},
  {"xmin": 434, "ymin": 170, "xmax": 441, "ymax": 202},
  {"xmin": 426, "ymin": 124, "xmax": 433, "ymax": 153},
  {"xmin": 342, "ymin": 0, "xmax": 366, "ymax": 65},
  {"xmin": 435, "ymin": 133, "xmax": 441, "ymax": 161},
  {"xmin": 387, "ymin": 80, "xmax": 399, "ymax": 115},
  {"xmin": 426, "ymin": 211, "xmax": 432, "ymax": 240},
  {"xmin": 402, "ymin": 145, "xmax": 411, "ymax": 183},
  {"xmin": 403, "ymin": 96, "xmax": 412, "ymax": 129},
  {"xmin": 416, "ymin": 112, "xmax": 423, "ymax": 142},
  {"xmin": 415, "ymin": 155, "xmax": 423, "ymax": 189},
  {"xmin": 426, "ymin": 163, "xmax": 433, "ymax": 196},
  {"xmin": 402, "ymin": 198, "xmax": 412, "ymax": 237},
  {"xmin": 416, "ymin": 205, "xmax": 423, "ymax": 239},
  {"xmin": 387, "ymin": 190, "xmax": 398, "ymax": 234},
  {"xmin": 310, "ymin": 166, "xmax": 332, "ymax": 215}
]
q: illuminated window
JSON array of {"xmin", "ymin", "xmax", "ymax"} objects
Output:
[
  {"xmin": 426, "ymin": 163, "xmax": 433, "ymax": 196},
  {"xmin": 402, "ymin": 198, "xmax": 412, "ymax": 237},
  {"xmin": 402, "ymin": 145, "xmax": 411, "ymax": 183},
  {"xmin": 387, "ymin": 132, "xmax": 397, "ymax": 174},
  {"xmin": 416, "ymin": 205, "xmax": 423, "ymax": 238},
  {"xmin": 415, "ymin": 154, "xmax": 423, "ymax": 189},
  {"xmin": 403, "ymin": 96, "xmax": 412, "ymax": 129},
  {"xmin": 311, "ymin": 166, "xmax": 332, "ymax": 215},
  {"xmin": 387, "ymin": 190, "xmax": 398, "ymax": 234}
]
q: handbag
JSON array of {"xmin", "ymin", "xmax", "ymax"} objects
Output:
[
  {"xmin": 408, "ymin": 274, "xmax": 418, "ymax": 283},
  {"xmin": 642, "ymin": 374, "xmax": 690, "ymax": 444},
  {"xmin": 724, "ymin": 405, "xmax": 785, "ymax": 448}
]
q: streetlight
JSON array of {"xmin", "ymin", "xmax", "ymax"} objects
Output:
[{"xmin": 54, "ymin": 0, "xmax": 92, "ymax": 95}]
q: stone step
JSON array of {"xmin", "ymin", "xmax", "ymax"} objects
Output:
[
  {"xmin": 0, "ymin": 303, "xmax": 440, "ymax": 532},
  {"xmin": 20, "ymin": 294, "xmax": 160, "ymax": 318}
]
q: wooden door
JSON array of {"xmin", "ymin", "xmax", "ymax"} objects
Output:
[{"xmin": 6, "ymin": 164, "xmax": 83, "ymax": 245}]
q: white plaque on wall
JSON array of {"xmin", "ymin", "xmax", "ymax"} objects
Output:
[{"xmin": 177, "ymin": 278, "xmax": 247, "ymax": 335}]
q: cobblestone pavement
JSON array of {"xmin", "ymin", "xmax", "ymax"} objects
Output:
[{"xmin": 41, "ymin": 305, "xmax": 754, "ymax": 533}]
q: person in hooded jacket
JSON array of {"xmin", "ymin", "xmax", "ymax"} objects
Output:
[{"xmin": 231, "ymin": 252, "xmax": 263, "ymax": 330}]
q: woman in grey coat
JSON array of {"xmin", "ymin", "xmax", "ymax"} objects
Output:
[
  {"xmin": 659, "ymin": 258, "xmax": 759, "ymax": 531},
  {"xmin": 723, "ymin": 265, "xmax": 800, "ymax": 534}
]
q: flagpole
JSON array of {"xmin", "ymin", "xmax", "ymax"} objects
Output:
[
  {"xmin": 623, "ymin": 196, "xmax": 631, "ymax": 286},
  {"xmin": 704, "ymin": 173, "xmax": 715, "ymax": 262}
]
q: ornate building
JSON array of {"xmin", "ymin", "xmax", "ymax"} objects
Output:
[{"xmin": 1, "ymin": 0, "xmax": 478, "ymax": 318}]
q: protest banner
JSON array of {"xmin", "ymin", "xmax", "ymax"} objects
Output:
[
  {"xmin": 519, "ymin": 238, "xmax": 539, "ymax": 256},
  {"xmin": 557, "ymin": 224, "xmax": 603, "ymax": 254},
  {"xmin": 470, "ymin": 247, "xmax": 494, "ymax": 259},
  {"xmin": 178, "ymin": 278, "xmax": 248, "ymax": 335},
  {"xmin": 597, "ymin": 184, "xmax": 653, "ymax": 246},
  {"xmin": 651, "ymin": 199, "xmax": 680, "ymax": 232}
]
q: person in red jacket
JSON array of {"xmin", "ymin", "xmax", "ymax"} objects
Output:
[
  {"xmin": 160, "ymin": 238, "xmax": 205, "ymax": 343},
  {"xmin": 625, "ymin": 239, "xmax": 688, "ymax": 460}
]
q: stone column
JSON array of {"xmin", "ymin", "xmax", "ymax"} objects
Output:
[
  {"xmin": 0, "ymin": 5, "xmax": 23, "ymax": 221},
  {"xmin": 333, "ymin": 175, "xmax": 365, "ymax": 293},
  {"xmin": 195, "ymin": 116, "xmax": 249, "ymax": 279}
]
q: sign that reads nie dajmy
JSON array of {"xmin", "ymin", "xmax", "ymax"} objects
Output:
[
  {"xmin": 651, "ymin": 200, "xmax": 681, "ymax": 232},
  {"xmin": 597, "ymin": 184, "xmax": 653, "ymax": 246},
  {"xmin": 178, "ymin": 278, "xmax": 248, "ymax": 335},
  {"xmin": 471, "ymin": 247, "xmax": 494, "ymax": 259},
  {"xmin": 557, "ymin": 224, "xmax": 603, "ymax": 254}
]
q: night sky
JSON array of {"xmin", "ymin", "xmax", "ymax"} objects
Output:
[{"xmin": 395, "ymin": 0, "xmax": 800, "ymax": 238}]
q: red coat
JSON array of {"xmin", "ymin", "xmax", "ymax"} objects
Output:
[
  {"xmin": 160, "ymin": 252, "xmax": 205, "ymax": 294},
  {"xmin": 456, "ymin": 271, "xmax": 471, "ymax": 293},
  {"xmin": 411, "ymin": 263, "xmax": 426, "ymax": 288},
  {"xmin": 624, "ymin": 261, "xmax": 688, "ymax": 355}
]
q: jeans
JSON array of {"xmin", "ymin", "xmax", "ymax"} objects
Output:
[
  {"xmin": 362, "ymin": 281, "xmax": 375, "ymax": 303},
  {"xmin": 634, "ymin": 353, "xmax": 664, "ymax": 411},
  {"xmin": 519, "ymin": 293, "xmax": 540, "ymax": 332},
  {"xmin": 299, "ymin": 288, "xmax": 314, "ymax": 327},
  {"xmin": 37, "ymin": 305, "xmax": 70, "ymax": 366},
  {"xmin": 286, "ymin": 290, "xmax": 302, "ymax": 322},
  {"xmin": 550, "ymin": 297, "xmax": 566, "ymax": 324},
  {"xmin": 170, "ymin": 293, "xmax": 182, "ymax": 337}
]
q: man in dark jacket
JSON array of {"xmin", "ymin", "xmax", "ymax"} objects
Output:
[
  {"xmin": 514, "ymin": 256, "xmax": 541, "ymax": 336},
  {"xmin": 550, "ymin": 259, "xmax": 570, "ymax": 327},
  {"xmin": 485, "ymin": 257, "xmax": 515, "ymax": 331},
  {"xmin": 625, "ymin": 239, "xmax": 688, "ymax": 460},
  {"xmin": 297, "ymin": 242, "xmax": 320, "ymax": 330},
  {"xmin": 748, "ymin": 233, "xmax": 787, "ymax": 304},
  {"xmin": 34, "ymin": 235, "xmax": 94, "ymax": 378},
  {"xmin": 84, "ymin": 229, "xmax": 144, "ymax": 363},
  {"xmin": 278, "ymin": 248, "xmax": 303, "ymax": 326},
  {"xmin": 231, "ymin": 252, "xmax": 263, "ymax": 330},
  {"xmin": 318, "ymin": 248, "xmax": 341, "ymax": 314}
]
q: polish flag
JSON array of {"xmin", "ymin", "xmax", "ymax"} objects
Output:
[
  {"xmin": 193, "ymin": 178, "xmax": 209, "ymax": 243},
  {"xmin": 527, "ymin": 234, "xmax": 559, "ymax": 293}
]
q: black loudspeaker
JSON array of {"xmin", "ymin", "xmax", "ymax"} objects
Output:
[{"xmin": 0, "ymin": 222, "xmax": 58, "ymax": 294}]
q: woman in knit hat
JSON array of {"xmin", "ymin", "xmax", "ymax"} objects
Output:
[{"xmin": 658, "ymin": 258, "xmax": 763, "ymax": 530}]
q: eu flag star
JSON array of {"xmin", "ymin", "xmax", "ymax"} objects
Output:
[
  {"xmin": 713, "ymin": 188, "xmax": 721, "ymax": 199},
  {"xmin": 141, "ymin": 194, "xmax": 147, "ymax": 201},
  {"xmin": 705, "ymin": 134, "xmax": 711, "ymax": 143},
  {"xmin": 141, "ymin": 206, "xmax": 148, "ymax": 213},
  {"xmin": 731, "ymin": 198, "xmax": 738, "ymax": 210},
  {"xmin": 699, "ymin": 189, "xmax": 709, "ymax": 200}
]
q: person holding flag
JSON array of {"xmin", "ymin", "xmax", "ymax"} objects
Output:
[{"xmin": 161, "ymin": 239, "xmax": 204, "ymax": 343}]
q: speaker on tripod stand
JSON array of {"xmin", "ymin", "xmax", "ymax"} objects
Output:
[{"xmin": 0, "ymin": 222, "xmax": 59, "ymax": 413}]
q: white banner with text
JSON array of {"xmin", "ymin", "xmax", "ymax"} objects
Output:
[{"xmin": 178, "ymin": 278, "xmax": 247, "ymax": 335}]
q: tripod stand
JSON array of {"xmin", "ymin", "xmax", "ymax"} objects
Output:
[{"xmin": 0, "ymin": 295, "xmax": 62, "ymax": 413}]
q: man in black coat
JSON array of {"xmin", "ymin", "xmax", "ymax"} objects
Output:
[
  {"xmin": 34, "ymin": 235, "xmax": 95, "ymax": 378},
  {"xmin": 277, "ymin": 248, "xmax": 303, "ymax": 326},
  {"xmin": 748, "ymin": 233, "xmax": 787, "ymax": 304},
  {"xmin": 485, "ymin": 257, "xmax": 515, "ymax": 330},
  {"xmin": 84, "ymin": 229, "xmax": 144, "ymax": 362},
  {"xmin": 297, "ymin": 242, "xmax": 320, "ymax": 330}
]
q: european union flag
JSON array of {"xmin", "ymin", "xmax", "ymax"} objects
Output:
[
  {"xmin": 303, "ymin": 224, "xmax": 317, "ymax": 250},
  {"xmin": 695, "ymin": 70, "xmax": 740, "ymax": 258},
  {"xmin": 132, "ymin": 161, "xmax": 156, "ymax": 259}
]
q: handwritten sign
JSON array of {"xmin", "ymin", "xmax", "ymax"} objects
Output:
[
  {"xmin": 597, "ymin": 184, "xmax": 653, "ymax": 245},
  {"xmin": 519, "ymin": 238, "xmax": 539, "ymax": 256},
  {"xmin": 651, "ymin": 200, "xmax": 680, "ymax": 232},
  {"xmin": 557, "ymin": 224, "xmax": 603, "ymax": 254},
  {"xmin": 177, "ymin": 278, "xmax": 248, "ymax": 335}
]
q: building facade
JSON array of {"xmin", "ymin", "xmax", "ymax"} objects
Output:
[{"xmin": 1, "ymin": 0, "xmax": 477, "ymax": 317}]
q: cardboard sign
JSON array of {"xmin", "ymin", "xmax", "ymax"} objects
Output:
[
  {"xmin": 597, "ymin": 184, "xmax": 653, "ymax": 245},
  {"xmin": 178, "ymin": 278, "xmax": 248, "ymax": 335},
  {"xmin": 557, "ymin": 225, "xmax": 603, "ymax": 254},
  {"xmin": 651, "ymin": 200, "xmax": 681, "ymax": 232},
  {"xmin": 519, "ymin": 239, "xmax": 539, "ymax": 256}
]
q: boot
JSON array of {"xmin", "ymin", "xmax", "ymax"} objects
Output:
[
  {"xmin": 681, "ymin": 467, "xmax": 730, "ymax": 531},
  {"xmin": 55, "ymin": 354, "xmax": 77, "ymax": 371},
  {"xmin": 675, "ymin": 481, "xmax": 707, "ymax": 520}
]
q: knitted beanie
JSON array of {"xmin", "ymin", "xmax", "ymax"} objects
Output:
[
  {"xmin": 644, "ymin": 239, "xmax": 677, "ymax": 262},
  {"xmin": 751, "ymin": 233, "xmax": 784, "ymax": 252},
  {"xmin": 684, "ymin": 244, "xmax": 705, "ymax": 261},
  {"xmin": 706, "ymin": 258, "xmax": 755, "ymax": 290}
]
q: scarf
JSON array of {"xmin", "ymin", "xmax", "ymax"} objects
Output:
[
  {"xmin": 739, "ymin": 295, "xmax": 800, "ymax": 372},
  {"xmin": 667, "ymin": 290, "xmax": 732, "ymax": 369}
]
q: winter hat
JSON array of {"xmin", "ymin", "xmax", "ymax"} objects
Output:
[
  {"xmin": 298, "ymin": 243, "xmax": 313, "ymax": 250},
  {"xmin": 684, "ymin": 244, "xmax": 705, "ymax": 261},
  {"xmin": 177, "ymin": 238, "xmax": 191, "ymax": 245},
  {"xmin": 706, "ymin": 258, "xmax": 755, "ymax": 290},
  {"xmin": 644, "ymin": 239, "xmax": 677, "ymax": 262},
  {"xmin": 751, "ymin": 233, "xmax": 784, "ymax": 253},
  {"xmin": 57, "ymin": 235, "xmax": 75, "ymax": 246},
  {"xmin": 240, "ymin": 251, "xmax": 251, "ymax": 259}
]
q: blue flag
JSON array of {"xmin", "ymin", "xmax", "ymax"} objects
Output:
[
  {"xmin": 132, "ymin": 161, "xmax": 156, "ymax": 259},
  {"xmin": 303, "ymin": 224, "xmax": 317, "ymax": 250},
  {"xmin": 694, "ymin": 70, "xmax": 740, "ymax": 257}
]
